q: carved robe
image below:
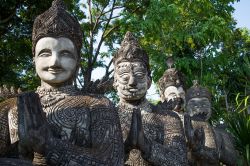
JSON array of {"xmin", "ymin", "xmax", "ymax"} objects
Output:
[
  {"xmin": 0, "ymin": 87, "xmax": 124, "ymax": 165},
  {"xmin": 118, "ymin": 99, "xmax": 188, "ymax": 166}
]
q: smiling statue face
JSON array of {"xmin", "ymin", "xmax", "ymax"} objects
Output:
[
  {"xmin": 35, "ymin": 37, "xmax": 77, "ymax": 88},
  {"xmin": 114, "ymin": 61, "xmax": 150, "ymax": 101}
]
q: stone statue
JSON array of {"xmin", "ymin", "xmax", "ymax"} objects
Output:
[
  {"xmin": 0, "ymin": 0, "xmax": 124, "ymax": 165},
  {"xmin": 113, "ymin": 32, "xmax": 188, "ymax": 165},
  {"xmin": 157, "ymin": 57, "xmax": 186, "ymax": 116},
  {"xmin": 184, "ymin": 80, "xmax": 237, "ymax": 166},
  {"xmin": 0, "ymin": 85, "xmax": 21, "ymax": 101}
]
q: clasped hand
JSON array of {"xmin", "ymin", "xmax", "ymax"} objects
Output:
[{"xmin": 124, "ymin": 108, "xmax": 151, "ymax": 159}]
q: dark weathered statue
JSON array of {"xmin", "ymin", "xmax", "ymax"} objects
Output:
[
  {"xmin": 184, "ymin": 80, "xmax": 237, "ymax": 166},
  {"xmin": 113, "ymin": 32, "xmax": 188, "ymax": 165},
  {"xmin": 0, "ymin": 0, "xmax": 124, "ymax": 165}
]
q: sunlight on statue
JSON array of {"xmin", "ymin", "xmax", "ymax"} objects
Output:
[{"xmin": 0, "ymin": 0, "xmax": 124, "ymax": 165}]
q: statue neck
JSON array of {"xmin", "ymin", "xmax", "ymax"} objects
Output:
[
  {"xmin": 118, "ymin": 98, "xmax": 152, "ymax": 113},
  {"xmin": 40, "ymin": 80, "xmax": 73, "ymax": 89}
]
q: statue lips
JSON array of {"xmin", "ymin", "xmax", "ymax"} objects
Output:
[
  {"xmin": 128, "ymin": 88, "xmax": 138, "ymax": 92},
  {"xmin": 47, "ymin": 67, "xmax": 64, "ymax": 74}
]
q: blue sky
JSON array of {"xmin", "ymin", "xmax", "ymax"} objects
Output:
[{"xmin": 233, "ymin": 0, "xmax": 250, "ymax": 29}]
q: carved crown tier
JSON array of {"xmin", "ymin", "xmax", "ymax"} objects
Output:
[
  {"xmin": 113, "ymin": 31, "xmax": 151, "ymax": 78},
  {"xmin": 32, "ymin": 0, "xmax": 82, "ymax": 56},
  {"xmin": 186, "ymin": 80, "xmax": 211, "ymax": 102}
]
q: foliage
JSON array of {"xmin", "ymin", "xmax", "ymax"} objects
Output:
[{"xmin": 225, "ymin": 94, "xmax": 250, "ymax": 166}]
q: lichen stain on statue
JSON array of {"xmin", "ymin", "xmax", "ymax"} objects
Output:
[
  {"xmin": 184, "ymin": 80, "xmax": 237, "ymax": 166},
  {"xmin": 113, "ymin": 32, "xmax": 188, "ymax": 166},
  {"xmin": 0, "ymin": 0, "xmax": 124, "ymax": 165}
]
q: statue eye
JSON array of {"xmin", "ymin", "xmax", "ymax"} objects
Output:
[
  {"xmin": 38, "ymin": 52, "xmax": 51, "ymax": 57},
  {"xmin": 135, "ymin": 72, "xmax": 145, "ymax": 79},
  {"xmin": 60, "ymin": 50, "xmax": 75, "ymax": 59},
  {"xmin": 38, "ymin": 49, "xmax": 51, "ymax": 57}
]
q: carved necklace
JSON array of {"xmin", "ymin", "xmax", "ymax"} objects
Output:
[
  {"xmin": 118, "ymin": 98, "xmax": 152, "ymax": 114},
  {"xmin": 36, "ymin": 85, "xmax": 78, "ymax": 108}
]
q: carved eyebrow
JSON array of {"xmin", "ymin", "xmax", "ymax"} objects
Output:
[
  {"xmin": 133, "ymin": 68, "xmax": 146, "ymax": 73},
  {"xmin": 38, "ymin": 48, "xmax": 51, "ymax": 55},
  {"xmin": 117, "ymin": 68, "xmax": 130, "ymax": 74}
]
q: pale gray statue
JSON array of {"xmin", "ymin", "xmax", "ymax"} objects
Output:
[
  {"xmin": 0, "ymin": 0, "xmax": 124, "ymax": 165},
  {"xmin": 113, "ymin": 31, "xmax": 188, "ymax": 166}
]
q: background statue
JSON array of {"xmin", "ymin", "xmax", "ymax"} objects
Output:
[
  {"xmin": 157, "ymin": 57, "xmax": 186, "ymax": 117},
  {"xmin": 0, "ymin": 0, "xmax": 124, "ymax": 165},
  {"xmin": 113, "ymin": 31, "xmax": 188, "ymax": 165},
  {"xmin": 184, "ymin": 80, "xmax": 237, "ymax": 166}
]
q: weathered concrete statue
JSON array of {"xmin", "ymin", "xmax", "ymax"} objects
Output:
[
  {"xmin": 113, "ymin": 32, "xmax": 188, "ymax": 165},
  {"xmin": 157, "ymin": 57, "xmax": 186, "ymax": 117},
  {"xmin": 184, "ymin": 80, "xmax": 237, "ymax": 166},
  {"xmin": 0, "ymin": 0, "xmax": 124, "ymax": 165}
]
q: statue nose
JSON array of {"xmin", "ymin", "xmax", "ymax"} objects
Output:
[
  {"xmin": 49, "ymin": 52, "xmax": 60, "ymax": 67},
  {"xmin": 128, "ymin": 76, "xmax": 137, "ymax": 86}
]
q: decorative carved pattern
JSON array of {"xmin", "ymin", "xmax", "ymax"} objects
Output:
[
  {"xmin": 118, "ymin": 102, "xmax": 188, "ymax": 166},
  {"xmin": 114, "ymin": 32, "xmax": 187, "ymax": 166},
  {"xmin": 32, "ymin": 0, "xmax": 82, "ymax": 56},
  {"xmin": 113, "ymin": 31, "xmax": 151, "ymax": 78},
  {"xmin": 186, "ymin": 80, "xmax": 211, "ymax": 102},
  {"xmin": 0, "ymin": 85, "xmax": 21, "ymax": 100}
]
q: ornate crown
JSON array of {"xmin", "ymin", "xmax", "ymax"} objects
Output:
[
  {"xmin": 32, "ymin": 0, "xmax": 82, "ymax": 57},
  {"xmin": 186, "ymin": 80, "xmax": 211, "ymax": 102},
  {"xmin": 157, "ymin": 68, "xmax": 185, "ymax": 96},
  {"xmin": 113, "ymin": 31, "xmax": 151, "ymax": 78},
  {"xmin": 157, "ymin": 57, "xmax": 185, "ymax": 97}
]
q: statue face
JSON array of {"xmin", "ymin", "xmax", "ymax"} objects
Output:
[
  {"xmin": 114, "ymin": 61, "xmax": 151, "ymax": 101},
  {"xmin": 163, "ymin": 86, "xmax": 185, "ymax": 112},
  {"xmin": 34, "ymin": 37, "xmax": 77, "ymax": 88},
  {"xmin": 163, "ymin": 86, "xmax": 185, "ymax": 102},
  {"xmin": 186, "ymin": 97, "xmax": 211, "ymax": 120}
]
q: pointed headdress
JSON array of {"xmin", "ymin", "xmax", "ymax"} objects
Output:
[
  {"xmin": 113, "ymin": 31, "xmax": 151, "ymax": 78},
  {"xmin": 157, "ymin": 57, "xmax": 185, "ymax": 96},
  {"xmin": 32, "ymin": 0, "xmax": 82, "ymax": 57}
]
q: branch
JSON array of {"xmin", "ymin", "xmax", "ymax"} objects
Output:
[
  {"xmin": 92, "ymin": 5, "xmax": 107, "ymax": 32},
  {"xmin": 0, "ymin": 11, "xmax": 16, "ymax": 24},
  {"xmin": 87, "ymin": 0, "xmax": 94, "ymax": 63},
  {"xmin": 101, "ymin": 6, "xmax": 123, "ymax": 16},
  {"xmin": 99, "ymin": 14, "xmax": 122, "ymax": 23},
  {"xmin": 92, "ymin": 0, "xmax": 117, "ymax": 65}
]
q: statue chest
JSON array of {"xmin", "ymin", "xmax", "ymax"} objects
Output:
[
  {"xmin": 43, "ymin": 102, "xmax": 91, "ymax": 146},
  {"xmin": 119, "ymin": 110, "xmax": 164, "ymax": 143}
]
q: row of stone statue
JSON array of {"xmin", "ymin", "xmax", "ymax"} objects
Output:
[{"xmin": 0, "ymin": 0, "xmax": 237, "ymax": 165}]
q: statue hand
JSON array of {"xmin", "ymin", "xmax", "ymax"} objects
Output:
[
  {"xmin": 124, "ymin": 108, "xmax": 139, "ymax": 152},
  {"xmin": 137, "ymin": 109, "xmax": 151, "ymax": 159},
  {"xmin": 28, "ymin": 123, "xmax": 53, "ymax": 154},
  {"xmin": 184, "ymin": 113, "xmax": 205, "ymax": 151},
  {"xmin": 184, "ymin": 113, "xmax": 194, "ymax": 144}
]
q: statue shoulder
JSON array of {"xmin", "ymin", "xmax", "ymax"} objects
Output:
[
  {"xmin": 80, "ymin": 94, "xmax": 115, "ymax": 110},
  {"xmin": 0, "ymin": 97, "xmax": 17, "ymax": 112},
  {"xmin": 155, "ymin": 104, "xmax": 181, "ymax": 120}
]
